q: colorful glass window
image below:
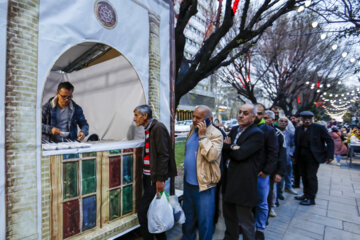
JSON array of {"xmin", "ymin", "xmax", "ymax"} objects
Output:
[
  {"xmin": 82, "ymin": 160, "xmax": 96, "ymax": 195},
  {"xmin": 109, "ymin": 156, "xmax": 121, "ymax": 188},
  {"xmin": 63, "ymin": 162, "xmax": 78, "ymax": 199}
]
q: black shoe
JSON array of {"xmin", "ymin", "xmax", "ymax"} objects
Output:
[
  {"xmin": 255, "ymin": 230, "xmax": 265, "ymax": 240},
  {"xmin": 294, "ymin": 195, "xmax": 306, "ymax": 201},
  {"xmin": 292, "ymin": 184, "xmax": 300, "ymax": 188},
  {"xmin": 278, "ymin": 194, "xmax": 285, "ymax": 200},
  {"xmin": 299, "ymin": 199, "xmax": 315, "ymax": 205}
]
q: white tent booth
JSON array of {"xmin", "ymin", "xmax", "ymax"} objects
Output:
[{"xmin": 0, "ymin": 0, "xmax": 175, "ymax": 239}]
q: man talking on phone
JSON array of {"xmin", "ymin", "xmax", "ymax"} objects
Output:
[{"xmin": 182, "ymin": 105, "xmax": 223, "ymax": 240}]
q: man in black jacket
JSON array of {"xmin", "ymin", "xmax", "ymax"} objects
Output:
[
  {"xmin": 294, "ymin": 111, "xmax": 334, "ymax": 205},
  {"xmin": 254, "ymin": 104, "xmax": 278, "ymax": 240},
  {"xmin": 133, "ymin": 104, "xmax": 177, "ymax": 240},
  {"xmin": 222, "ymin": 103, "xmax": 264, "ymax": 240}
]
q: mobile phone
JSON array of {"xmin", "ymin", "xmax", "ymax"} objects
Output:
[{"xmin": 204, "ymin": 118, "xmax": 211, "ymax": 127}]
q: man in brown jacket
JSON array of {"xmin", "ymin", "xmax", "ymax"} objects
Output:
[
  {"xmin": 133, "ymin": 104, "xmax": 177, "ymax": 240},
  {"xmin": 182, "ymin": 105, "xmax": 223, "ymax": 240}
]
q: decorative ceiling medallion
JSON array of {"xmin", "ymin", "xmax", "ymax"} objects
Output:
[{"xmin": 95, "ymin": 0, "xmax": 117, "ymax": 29}]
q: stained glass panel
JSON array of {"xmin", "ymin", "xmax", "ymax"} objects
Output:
[
  {"xmin": 123, "ymin": 148, "xmax": 133, "ymax": 153},
  {"xmin": 82, "ymin": 160, "xmax": 96, "ymax": 195},
  {"xmin": 63, "ymin": 199, "xmax": 80, "ymax": 238},
  {"xmin": 109, "ymin": 156, "xmax": 121, "ymax": 188},
  {"xmin": 122, "ymin": 185, "xmax": 133, "ymax": 214},
  {"xmin": 109, "ymin": 189, "xmax": 120, "ymax": 220},
  {"xmin": 63, "ymin": 153, "xmax": 79, "ymax": 160},
  {"xmin": 82, "ymin": 196, "xmax": 96, "ymax": 231},
  {"xmin": 63, "ymin": 162, "xmax": 78, "ymax": 199},
  {"xmin": 123, "ymin": 155, "xmax": 133, "ymax": 184},
  {"xmin": 109, "ymin": 149, "xmax": 121, "ymax": 155},
  {"xmin": 82, "ymin": 152, "xmax": 96, "ymax": 158}
]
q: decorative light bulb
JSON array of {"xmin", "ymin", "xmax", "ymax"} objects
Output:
[
  {"xmin": 338, "ymin": 81, "xmax": 341, "ymax": 84},
  {"xmin": 320, "ymin": 33, "xmax": 326, "ymax": 40},
  {"xmin": 350, "ymin": 58, "xmax": 355, "ymax": 63},
  {"xmin": 312, "ymin": 22, "xmax": 318, "ymax": 28},
  {"xmin": 305, "ymin": 0, "xmax": 311, "ymax": 7},
  {"xmin": 332, "ymin": 44, "xmax": 337, "ymax": 50},
  {"xmin": 298, "ymin": 6, "xmax": 305, "ymax": 12},
  {"xmin": 317, "ymin": 89, "xmax": 320, "ymax": 93},
  {"xmin": 342, "ymin": 52, "xmax": 348, "ymax": 58},
  {"xmin": 306, "ymin": 81, "xmax": 310, "ymax": 85},
  {"xmin": 327, "ymin": 84, "xmax": 331, "ymax": 87}
]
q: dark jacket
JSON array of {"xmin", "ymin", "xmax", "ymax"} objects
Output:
[
  {"xmin": 222, "ymin": 124, "xmax": 264, "ymax": 207},
  {"xmin": 42, "ymin": 96, "xmax": 89, "ymax": 142},
  {"xmin": 274, "ymin": 127, "xmax": 287, "ymax": 176},
  {"xmin": 294, "ymin": 123, "xmax": 334, "ymax": 163},
  {"xmin": 257, "ymin": 123, "xmax": 278, "ymax": 175},
  {"xmin": 144, "ymin": 119, "xmax": 177, "ymax": 182}
]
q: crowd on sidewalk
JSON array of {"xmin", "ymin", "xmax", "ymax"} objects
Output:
[{"xmin": 131, "ymin": 103, "xmax": 351, "ymax": 240}]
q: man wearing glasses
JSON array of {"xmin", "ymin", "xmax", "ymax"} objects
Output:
[{"xmin": 42, "ymin": 81, "xmax": 89, "ymax": 142}]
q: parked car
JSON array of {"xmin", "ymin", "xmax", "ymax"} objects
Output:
[
  {"xmin": 175, "ymin": 120, "xmax": 192, "ymax": 136},
  {"xmin": 224, "ymin": 119, "xmax": 238, "ymax": 132}
]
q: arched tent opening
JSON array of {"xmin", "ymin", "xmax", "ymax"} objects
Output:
[{"xmin": 41, "ymin": 42, "xmax": 146, "ymax": 144}]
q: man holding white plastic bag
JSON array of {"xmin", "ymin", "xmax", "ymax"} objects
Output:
[
  {"xmin": 182, "ymin": 105, "xmax": 223, "ymax": 240},
  {"xmin": 133, "ymin": 105, "xmax": 177, "ymax": 240}
]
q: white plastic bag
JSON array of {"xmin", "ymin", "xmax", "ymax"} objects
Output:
[
  {"xmin": 147, "ymin": 192, "xmax": 174, "ymax": 233},
  {"xmin": 169, "ymin": 195, "xmax": 185, "ymax": 224}
]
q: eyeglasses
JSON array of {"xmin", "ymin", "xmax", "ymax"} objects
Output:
[{"xmin": 59, "ymin": 94, "xmax": 72, "ymax": 100}]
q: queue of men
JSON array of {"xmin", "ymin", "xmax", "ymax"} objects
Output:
[
  {"xmin": 41, "ymin": 83, "xmax": 334, "ymax": 240},
  {"xmin": 130, "ymin": 102, "xmax": 334, "ymax": 240}
]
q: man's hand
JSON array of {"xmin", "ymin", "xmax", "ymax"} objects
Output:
[
  {"xmin": 326, "ymin": 159, "xmax": 334, "ymax": 164},
  {"xmin": 77, "ymin": 131, "xmax": 85, "ymax": 141},
  {"xmin": 197, "ymin": 121, "xmax": 207, "ymax": 138},
  {"xmin": 258, "ymin": 171, "xmax": 268, "ymax": 178},
  {"xmin": 274, "ymin": 174, "xmax": 282, "ymax": 183},
  {"xmin": 51, "ymin": 127, "xmax": 61, "ymax": 135},
  {"xmin": 156, "ymin": 181, "xmax": 165, "ymax": 193},
  {"xmin": 224, "ymin": 136, "xmax": 231, "ymax": 144}
]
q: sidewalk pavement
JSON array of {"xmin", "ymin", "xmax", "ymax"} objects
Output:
[{"xmin": 167, "ymin": 160, "xmax": 360, "ymax": 240}]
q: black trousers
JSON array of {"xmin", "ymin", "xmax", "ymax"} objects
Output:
[
  {"xmin": 298, "ymin": 151, "xmax": 320, "ymax": 200},
  {"xmin": 223, "ymin": 201, "xmax": 255, "ymax": 240},
  {"xmin": 292, "ymin": 158, "xmax": 301, "ymax": 187},
  {"xmin": 137, "ymin": 175, "xmax": 167, "ymax": 240}
]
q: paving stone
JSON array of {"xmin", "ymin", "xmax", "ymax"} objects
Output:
[
  {"xmin": 328, "ymin": 201, "xmax": 359, "ymax": 216},
  {"xmin": 343, "ymin": 222, "xmax": 360, "ymax": 234},
  {"xmin": 264, "ymin": 230, "xmax": 283, "ymax": 240},
  {"xmin": 284, "ymin": 226, "xmax": 323, "ymax": 240},
  {"xmin": 317, "ymin": 193, "xmax": 357, "ymax": 206},
  {"xmin": 290, "ymin": 218, "xmax": 325, "ymax": 235},
  {"xmin": 327, "ymin": 209, "xmax": 360, "ymax": 224},
  {"xmin": 296, "ymin": 205, "xmax": 327, "ymax": 216},
  {"xmin": 295, "ymin": 213, "xmax": 343, "ymax": 229},
  {"xmin": 324, "ymin": 226, "xmax": 360, "ymax": 240}
]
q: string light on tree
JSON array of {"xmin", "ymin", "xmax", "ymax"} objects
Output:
[
  {"xmin": 320, "ymin": 33, "xmax": 326, "ymax": 40},
  {"xmin": 298, "ymin": 5, "xmax": 305, "ymax": 12},
  {"xmin": 304, "ymin": 0, "xmax": 311, "ymax": 7},
  {"xmin": 332, "ymin": 44, "xmax": 338, "ymax": 50},
  {"xmin": 312, "ymin": 21, "xmax": 318, "ymax": 28},
  {"xmin": 342, "ymin": 52, "xmax": 348, "ymax": 58}
]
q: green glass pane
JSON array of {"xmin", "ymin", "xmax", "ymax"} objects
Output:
[
  {"xmin": 63, "ymin": 162, "xmax": 78, "ymax": 199},
  {"xmin": 109, "ymin": 149, "xmax": 121, "ymax": 155},
  {"xmin": 109, "ymin": 189, "xmax": 120, "ymax": 220},
  {"xmin": 82, "ymin": 152, "xmax": 96, "ymax": 158},
  {"xmin": 122, "ymin": 186, "xmax": 133, "ymax": 214},
  {"xmin": 82, "ymin": 160, "xmax": 96, "ymax": 195}
]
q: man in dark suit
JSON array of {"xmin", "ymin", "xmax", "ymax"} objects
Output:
[
  {"xmin": 222, "ymin": 104, "xmax": 264, "ymax": 240},
  {"xmin": 294, "ymin": 111, "xmax": 334, "ymax": 205}
]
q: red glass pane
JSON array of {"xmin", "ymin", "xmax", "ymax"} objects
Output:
[
  {"xmin": 63, "ymin": 199, "xmax": 80, "ymax": 238},
  {"xmin": 123, "ymin": 148, "xmax": 133, "ymax": 153},
  {"xmin": 109, "ymin": 156, "xmax": 121, "ymax": 188}
]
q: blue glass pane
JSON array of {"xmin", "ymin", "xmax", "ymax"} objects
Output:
[
  {"xmin": 123, "ymin": 155, "xmax": 133, "ymax": 184},
  {"xmin": 82, "ymin": 195, "xmax": 96, "ymax": 231},
  {"xmin": 63, "ymin": 153, "xmax": 79, "ymax": 160}
]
